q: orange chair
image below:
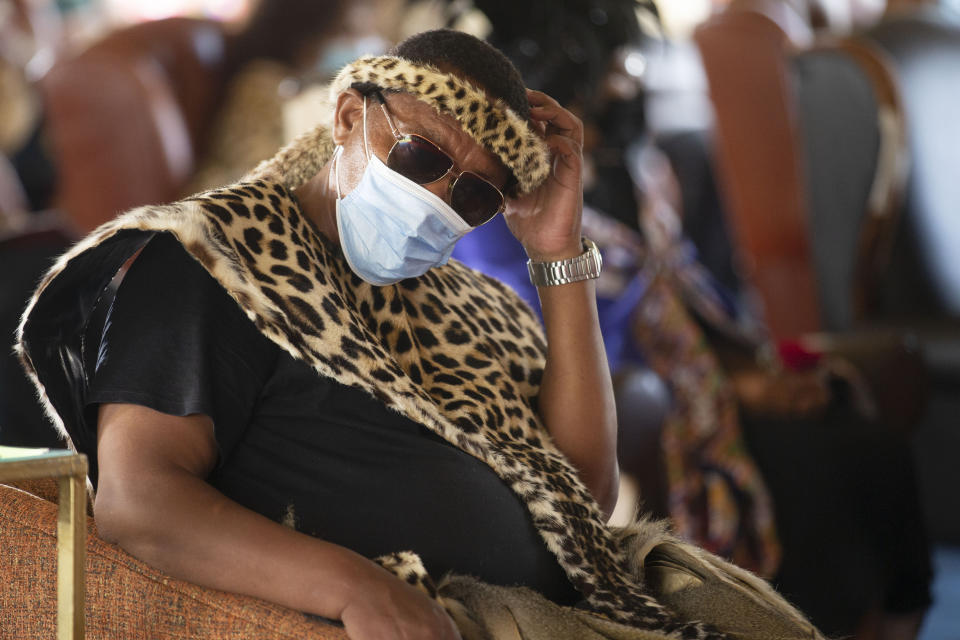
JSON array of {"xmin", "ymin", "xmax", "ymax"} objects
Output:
[
  {"xmin": 694, "ymin": 9, "xmax": 821, "ymax": 340},
  {"xmin": 40, "ymin": 18, "xmax": 231, "ymax": 233},
  {"xmin": 1, "ymin": 479, "xmax": 348, "ymax": 639}
]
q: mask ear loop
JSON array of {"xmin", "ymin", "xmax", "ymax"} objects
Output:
[
  {"xmin": 333, "ymin": 95, "xmax": 370, "ymax": 200},
  {"xmin": 333, "ymin": 146, "xmax": 344, "ymax": 199},
  {"xmin": 362, "ymin": 94, "xmax": 371, "ymax": 161},
  {"xmin": 333, "ymin": 96, "xmax": 370, "ymax": 200}
]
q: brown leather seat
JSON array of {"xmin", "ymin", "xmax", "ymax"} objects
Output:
[
  {"xmin": 694, "ymin": 9, "xmax": 821, "ymax": 341},
  {"xmin": 40, "ymin": 18, "xmax": 230, "ymax": 233}
]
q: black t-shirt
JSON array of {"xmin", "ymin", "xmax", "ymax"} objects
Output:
[{"xmin": 88, "ymin": 233, "xmax": 577, "ymax": 603}]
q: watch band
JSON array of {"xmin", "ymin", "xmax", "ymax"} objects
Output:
[{"xmin": 527, "ymin": 237, "xmax": 603, "ymax": 287}]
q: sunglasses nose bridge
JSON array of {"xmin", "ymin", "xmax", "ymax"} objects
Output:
[
  {"xmin": 421, "ymin": 173, "xmax": 455, "ymax": 206},
  {"xmin": 443, "ymin": 166, "xmax": 463, "ymax": 196}
]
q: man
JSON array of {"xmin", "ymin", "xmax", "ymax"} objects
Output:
[{"xmin": 18, "ymin": 29, "xmax": 820, "ymax": 640}]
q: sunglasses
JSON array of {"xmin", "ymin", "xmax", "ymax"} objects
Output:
[{"xmin": 371, "ymin": 92, "xmax": 505, "ymax": 227}]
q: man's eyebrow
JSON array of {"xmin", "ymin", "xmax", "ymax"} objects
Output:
[
  {"xmin": 408, "ymin": 114, "xmax": 455, "ymax": 148},
  {"xmin": 417, "ymin": 122, "xmax": 449, "ymax": 146}
]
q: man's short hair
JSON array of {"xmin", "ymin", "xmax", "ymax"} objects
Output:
[{"xmin": 389, "ymin": 29, "xmax": 531, "ymax": 121}]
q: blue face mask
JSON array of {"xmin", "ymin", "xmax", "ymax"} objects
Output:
[{"xmin": 334, "ymin": 99, "xmax": 472, "ymax": 287}]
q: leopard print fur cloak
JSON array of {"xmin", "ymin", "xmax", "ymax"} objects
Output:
[{"xmin": 16, "ymin": 126, "xmax": 822, "ymax": 640}]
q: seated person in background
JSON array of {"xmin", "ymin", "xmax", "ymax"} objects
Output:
[
  {"xmin": 17, "ymin": 29, "xmax": 823, "ymax": 640},
  {"xmin": 453, "ymin": 0, "xmax": 781, "ymax": 577}
]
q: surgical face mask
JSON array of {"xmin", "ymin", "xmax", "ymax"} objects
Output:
[{"xmin": 334, "ymin": 99, "xmax": 472, "ymax": 286}]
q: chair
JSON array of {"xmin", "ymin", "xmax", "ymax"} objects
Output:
[
  {"xmin": 782, "ymin": 6, "xmax": 960, "ymax": 546},
  {"xmin": 39, "ymin": 18, "xmax": 231, "ymax": 233},
  {"xmin": 694, "ymin": 9, "xmax": 821, "ymax": 340},
  {"xmin": 0, "ymin": 479, "xmax": 348, "ymax": 639},
  {"xmin": 694, "ymin": 8, "xmax": 937, "ymax": 633},
  {"xmin": 792, "ymin": 40, "xmax": 908, "ymax": 332},
  {"xmin": 694, "ymin": 6, "xmax": 925, "ymax": 427},
  {"xmin": 0, "ymin": 448, "xmax": 87, "ymax": 639}
]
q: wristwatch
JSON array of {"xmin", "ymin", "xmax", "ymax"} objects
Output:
[{"xmin": 527, "ymin": 237, "xmax": 603, "ymax": 287}]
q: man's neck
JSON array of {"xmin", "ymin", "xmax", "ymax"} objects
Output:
[{"xmin": 293, "ymin": 160, "xmax": 339, "ymax": 245}]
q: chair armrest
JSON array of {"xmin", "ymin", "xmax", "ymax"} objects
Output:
[
  {"xmin": 0, "ymin": 483, "xmax": 348, "ymax": 639},
  {"xmin": 802, "ymin": 328, "xmax": 927, "ymax": 432}
]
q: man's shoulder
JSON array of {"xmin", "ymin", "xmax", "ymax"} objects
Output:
[{"xmin": 116, "ymin": 232, "xmax": 250, "ymax": 330}]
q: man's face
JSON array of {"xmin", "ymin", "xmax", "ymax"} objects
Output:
[{"xmin": 336, "ymin": 91, "xmax": 511, "ymax": 228}]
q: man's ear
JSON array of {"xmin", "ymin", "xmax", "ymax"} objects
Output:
[{"xmin": 332, "ymin": 89, "xmax": 365, "ymax": 145}]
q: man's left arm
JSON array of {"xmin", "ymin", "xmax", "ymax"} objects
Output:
[
  {"xmin": 536, "ymin": 277, "xmax": 619, "ymax": 516},
  {"xmin": 505, "ymin": 90, "xmax": 619, "ymax": 516}
]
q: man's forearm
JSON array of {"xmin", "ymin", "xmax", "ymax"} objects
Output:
[
  {"xmin": 95, "ymin": 467, "xmax": 390, "ymax": 620},
  {"xmin": 94, "ymin": 402, "xmax": 460, "ymax": 640},
  {"xmin": 536, "ymin": 278, "xmax": 619, "ymax": 515}
]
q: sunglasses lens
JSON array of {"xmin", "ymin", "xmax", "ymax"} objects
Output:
[
  {"xmin": 451, "ymin": 173, "xmax": 504, "ymax": 227},
  {"xmin": 387, "ymin": 135, "xmax": 453, "ymax": 184}
]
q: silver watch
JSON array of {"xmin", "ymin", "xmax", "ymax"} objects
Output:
[{"xmin": 527, "ymin": 237, "xmax": 602, "ymax": 287}]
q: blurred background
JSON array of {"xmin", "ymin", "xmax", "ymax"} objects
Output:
[{"xmin": 2, "ymin": 0, "xmax": 959, "ymax": 638}]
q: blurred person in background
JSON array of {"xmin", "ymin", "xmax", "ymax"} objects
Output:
[
  {"xmin": 184, "ymin": 0, "xmax": 376, "ymax": 192},
  {"xmin": 0, "ymin": 0, "xmax": 63, "ymax": 212},
  {"xmin": 448, "ymin": 0, "xmax": 783, "ymax": 578}
]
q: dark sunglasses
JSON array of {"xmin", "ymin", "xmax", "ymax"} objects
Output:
[{"xmin": 371, "ymin": 92, "xmax": 505, "ymax": 227}]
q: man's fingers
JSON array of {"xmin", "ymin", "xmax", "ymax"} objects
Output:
[
  {"xmin": 543, "ymin": 134, "xmax": 582, "ymax": 188},
  {"xmin": 526, "ymin": 88, "xmax": 560, "ymax": 109},
  {"xmin": 528, "ymin": 89, "xmax": 583, "ymax": 144},
  {"xmin": 531, "ymin": 106, "xmax": 583, "ymax": 144},
  {"xmin": 544, "ymin": 133, "xmax": 582, "ymax": 164}
]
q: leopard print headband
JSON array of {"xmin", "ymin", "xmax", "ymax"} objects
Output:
[{"xmin": 328, "ymin": 55, "xmax": 551, "ymax": 195}]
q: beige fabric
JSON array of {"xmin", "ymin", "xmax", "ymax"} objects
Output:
[
  {"xmin": 636, "ymin": 543, "xmax": 823, "ymax": 639},
  {"xmin": 439, "ymin": 577, "xmax": 675, "ymax": 640},
  {"xmin": 438, "ymin": 524, "xmax": 828, "ymax": 640}
]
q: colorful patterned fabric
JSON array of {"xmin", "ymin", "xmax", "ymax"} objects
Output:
[
  {"xmin": 614, "ymin": 195, "xmax": 780, "ymax": 578},
  {"xmin": 630, "ymin": 273, "xmax": 780, "ymax": 577}
]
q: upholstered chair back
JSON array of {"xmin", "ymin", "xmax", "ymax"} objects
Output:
[
  {"xmin": 791, "ymin": 42, "xmax": 907, "ymax": 331},
  {"xmin": 694, "ymin": 10, "xmax": 821, "ymax": 340},
  {"xmin": 40, "ymin": 18, "xmax": 229, "ymax": 233}
]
